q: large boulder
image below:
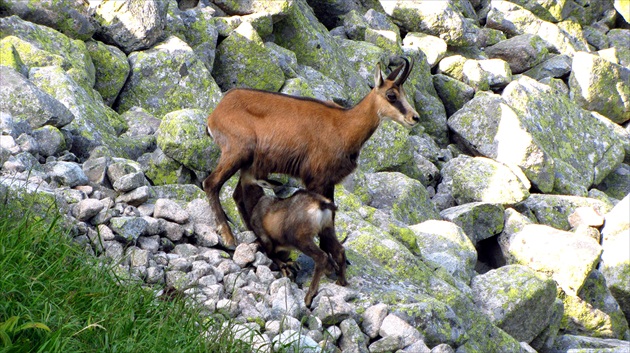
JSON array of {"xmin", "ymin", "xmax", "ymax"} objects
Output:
[
  {"xmin": 156, "ymin": 109, "xmax": 220, "ymax": 173},
  {"xmin": 212, "ymin": 22, "xmax": 284, "ymax": 92},
  {"xmin": 600, "ymin": 195, "xmax": 630, "ymax": 324},
  {"xmin": 471, "ymin": 265, "xmax": 557, "ymax": 343},
  {"xmin": 449, "ymin": 77, "xmax": 626, "ymax": 196},
  {"xmin": 85, "ymin": 40, "xmax": 130, "ymax": 107},
  {"xmin": 273, "ymin": 0, "xmax": 368, "ymax": 104},
  {"xmin": 439, "ymin": 155, "xmax": 530, "ymax": 205},
  {"xmin": 505, "ymin": 224, "xmax": 603, "ymax": 295},
  {"xmin": 380, "ymin": 0, "xmax": 479, "ymax": 47},
  {"xmin": 440, "ymin": 202, "xmax": 505, "ymax": 246},
  {"xmin": 409, "ymin": 220, "xmax": 477, "ymax": 285},
  {"xmin": 0, "ymin": 66, "xmax": 74, "ymax": 129},
  {"xmin": 515, "ymin": 194, "xmax": 613, "ymax": 231},
  {"xmin": 484, "ymin": 34, "xmax": 550, "ymax": 74},
  {"xmin": 29, "ymin": 65, "xmax": 128, "ymax": 160},
  {"xmin": 0, "ymin": 15, "xmax": 95, "ymax": 92},
  {"xmin": 92, "ymin": 0, "xmax": 168, "ymax": 53},
  {"xmin": 353, "ymin": 172, "xmax": 440, "ymax": 225},
  {"xmin": 569, "ymin": 51, "xmax": 630, "ymax": 124},
  {"xmin": 0, "ymin": 0, "xmax": 97, "ymax": 40},
  {"xmin": 115, "ymin": 36, "xmax": 223, "ymax": 118}
]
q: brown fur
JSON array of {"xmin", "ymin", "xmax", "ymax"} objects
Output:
[
  {"xmin": 240, "ymin": 171, "xmax": 347, "ymax": 307},
  {"xmin": 203, "ymin": 58, "xmax": 419, "ymax": 249}
]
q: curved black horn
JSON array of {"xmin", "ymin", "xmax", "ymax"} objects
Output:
[
  {"xmin": 394, "ymin": 56, "xmax": 414, "ymax": 86},
  {"xmin": 386, "ymin": 60, "xmax": 405, "ymax": 82}
]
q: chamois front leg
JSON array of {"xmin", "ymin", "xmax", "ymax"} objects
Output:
[
  {"xmin": 202, "ymin": 156, "xmax": 243, "ymax": 250},
  {"xmin": 233, "ymin": 174, "xmax": 265, "ymax": 232}
]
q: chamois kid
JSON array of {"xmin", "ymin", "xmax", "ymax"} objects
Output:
[
  {"xmin": 204, "ymin": 57, "xmax": 419, "ymax": 249},
  {"xmin": 240, "ymin": 170, "xmax": 347, "ymax": 307}
]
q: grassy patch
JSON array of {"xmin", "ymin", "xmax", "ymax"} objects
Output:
[{"xmin": 0, "ymin": 196, "xmax": 259, "ymax": 353}]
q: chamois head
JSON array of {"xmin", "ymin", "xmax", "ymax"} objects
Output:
[{"xmin": 373, "ymin": 57, "xmax": 420, "ymax": 129}]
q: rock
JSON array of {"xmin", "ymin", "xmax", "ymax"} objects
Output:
[
  {"xmin": 569, "ymin": 51, "xmax": 630, "ymax": 124},
  {"xmin": 471, "ymin": 265, "xmax": 557, "ymax": 343},
  {"xmin": 272, "ymin": 330, "xmax": 321, "ymax": 353},
  {"xmin": 0, "ymin": 66, "xmax": 74, "ymax": 129},
  {"xmin": 358, "ymin": 121, "xmax": 414, "ymax": 174},
  {"xmin": 31, "ymin": 125, "xmax": 67, "ymax": 157},
  {"xmin": 432, "ymin": 74, "xmax": 475, "ymax": 117},
  {"xmin": 550, "ymin": 334, "xmax": 630, "ymax": 352},
  {"xmin": 29, "ymin": 65, "xmax": 127, "ymax": 160},
  {"xmin": 486, "ymin": 1, "xmax": 589, "ymax": 55},
  {"xmin": 93, "ymin": 0, "xmax": 168, "ymax": 53},
  {"xmin": 568, "ymin": 207, "xmax": 605, "ymax": 228},
  {"xmin": 212, "ymin": 22, "xmax": 284, "ymax": 92},
  {"xmin": 354, "ymin": 172, "xmax": 440, "ymax": 225},
  {"xmin": 139, "ymin": 149, "xmax": 193, "ymax": 186},
  {"xmin": 112, "ymin": 171, "xmax": 146, "ymax": 193},
  {"xmin": 0, "ymin": 15, "xmax": 95, "ymax": 91},
  {"xmin": 273, "ymin": 0, "xmax": 368, "ymax": 104},
  {"xmin": 0, "ymin": 0, "xmax": 96, "ymax": 40},
  {"xmin": 154, "ymin": 198, "xmax": 189, "ymax": 224},
  {"xmin": 380, "ymin": 1, "xmax": 479, "ymax": 47},
  {"xmin": 85, "ymin": 40, "xmax": 130, "ymax": 107},
  {"xmin": 74, "ymin": 198, "xmax": 105, "ymax": 222},
  {"xmin": 440, "ymin": 203, "xmax": 504, "ymax": 246},
  {"xmin": 232, "ymin": 243, "xmax": 256, "ymax": 268},
  {"xmin": 600, "ymin": 195, "xmax": 630, "ymax": 324},
  {"xmin": 506, "ymin": 224, "xmax": 602, "ymax": 295},
  {"xmin": 82, "ymin": 156, "xmax": 111, "ymax": 185},
  {"xmin": 440, "ymin": 155, "xmax": 530, "ymax": 205},
  {"xmin": 116, "ymin": 36, "xmax": 223, "ymax": 119},
  {"xmin": 156, "ymin": 109, "xmax": 220, "ymax": 173},
  {"xmin": 50, "ymin": 161, "xmax": 88, "ymax": 187},
  {"xmin": 361, "ymin": 303, "xmax": 388, "ymax": 339},
  {"xmin": 409, "ymin": 220, "xmax": 477, "ymax": 285},
  {"xmin": 516, "ymin": 194, "xmax": 613, "ymax": 231},
  {"xmin": 522, "ymin": 54, "xmax": 572, "ymax": 81},
  {"xmin": 339, "ymin": 318, "xmax": 369, "ymax": 353},
  {"xmin": 485, "ymin": 34, "xmax": 550, "ymax": 74},
  {"xmin": 109, "ymin": 216, "xmax": 148, "ymax": 242},
  {"xmin": 312, "ymin": 293, "xmax": 353, "ymax": 325},
  {"xmin": 563, "ymin": 270, "xmax": 630, "ymax": 339},
  {"xmin": 461, "ymin": 58, "xmax": 512, "ymax": 91},
  {"xmin": 597, "ymin": 164, "xmax": 630, "ymax": 200},
  {"xmin": 392, "ymin": 298, "xmax": 468, "ymax": 348},
  {"xmin": 115, "ymin": 185, "xmax": 151, "ymax": 207},
  {"xmin": 402, "ymin": 32, "xmax": 447, "ymax": 68},
  {"xmin": 430, "ymin": 344, "xmax": 454, "ymax": 353},
  {"xmin": 379, "ymin": 313, "xmax": 423, "ymax": 348},
  {"xmin": 268, "ymin": 277, "xmax": 306, "ymax": 320}
]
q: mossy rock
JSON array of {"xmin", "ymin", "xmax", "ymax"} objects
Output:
[
  {"xmin": 212, "ymin": 22, "xmax": 284, "ymax": 92},
  {"xmin": 116, "ymin": 36, "xmax": 223, "ymax": 119},
  {"xmin": 358, "ymin": 120, "xmax": 414, "ymax": 174},
  {"xmin": 0, "ymin": 15, "xmax": 95, "ymax": 93},
  {"xmin": 156, "ymin": 109, "xmax": 220, "ymax": 172},
  {"xmin": 85, "ymin": 40, "xmax": 130, "ymax": 107}
]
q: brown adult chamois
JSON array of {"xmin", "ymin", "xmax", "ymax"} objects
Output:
[
  {"xmin": 203, "ymin": 57, "xmax": 419, "ymax": 249},
  {"xmin": 239, "ymin": 170, "xmax": 347, "ymax": 307}
]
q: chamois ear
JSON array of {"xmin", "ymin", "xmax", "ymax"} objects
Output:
[{"xmin": 373, "ymin": 62, "xmax": 384, "ymax": 88}]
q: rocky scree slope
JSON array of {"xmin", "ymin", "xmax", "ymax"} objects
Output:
[{"xmin": 1, "ymin": 0, "xmax": 629, "ymax": 352}]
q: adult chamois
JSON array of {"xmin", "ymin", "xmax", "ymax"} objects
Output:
[
  {"xmin": 239, "ymin": 170, "xmax": 347, "ymax": 307},
  {"xmin": 203, "ymin": 57, "xmax": 419, "ymax": 249}
]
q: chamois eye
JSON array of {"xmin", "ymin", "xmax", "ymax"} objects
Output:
[{"xmin": 386, "ymin": 91, "xmax": 397, "ymax": 102}]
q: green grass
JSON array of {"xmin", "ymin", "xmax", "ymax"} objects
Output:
[{"xmin": 0, "ymin": 196, "xmax": 261, "ymax": 353}]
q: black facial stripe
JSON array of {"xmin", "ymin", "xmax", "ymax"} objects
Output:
[{"xmin": 393, "ymin": 99, "xmax": 407, "ymax": 115}]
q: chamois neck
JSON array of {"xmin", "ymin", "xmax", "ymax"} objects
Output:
[{"xmin": 342, "ymin": 90, "xmax": 382, "ymax": 152}]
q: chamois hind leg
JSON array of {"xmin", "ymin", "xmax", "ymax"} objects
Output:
[
  {"xmin": 203, "ymin": 154, "xmax": 246, "ymax": 250},
  {"xmin": 301, "ymin": 240, "xmax": 334, "ymax": 307}
]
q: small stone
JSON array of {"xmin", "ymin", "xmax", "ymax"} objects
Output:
[
  {"xmin": 193, "ymin": 223, "xmax": 219, "ymax": 247},
  {"xmin": 361, "ymin": 303, "xmax": 388, "ymax": 339},
  {"xmin": 115, "ymin": 185, "xmax": 150, "ymax": 206},
  {"xmin": 312, "ymin": 294, "xmax": 353, "ymax": 325},
  {"xmin": 233, "ymin": 243, "xmax": 256, "ymax": 267},
  {"xmin": 74, "ymin": 198, "xmax": 105, "ymax": 221},
  {"xmin": 109, "ymin": 216, "xmax": 148, "ymax": 242},
  {"xmin": 112, "ymin": 171, "xmax": 146, "ymax": 193},
  {"xmin": 162, "ymin": 220, "xmax": 184, "ymax": 242},
  {"xmin": 569, "ymin": 206, "xmax": 605, "ymax": 228},
  {"xmin": 379, "ymin": 314, "xmax": 422, "ymax": 348},
  {"xmin": 154, "ymin": 198, "xmax": 189, "ymax": 224},
  {"xmin": 51, "ymin": 161, "xmax": 88, "ymax": 187}
]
